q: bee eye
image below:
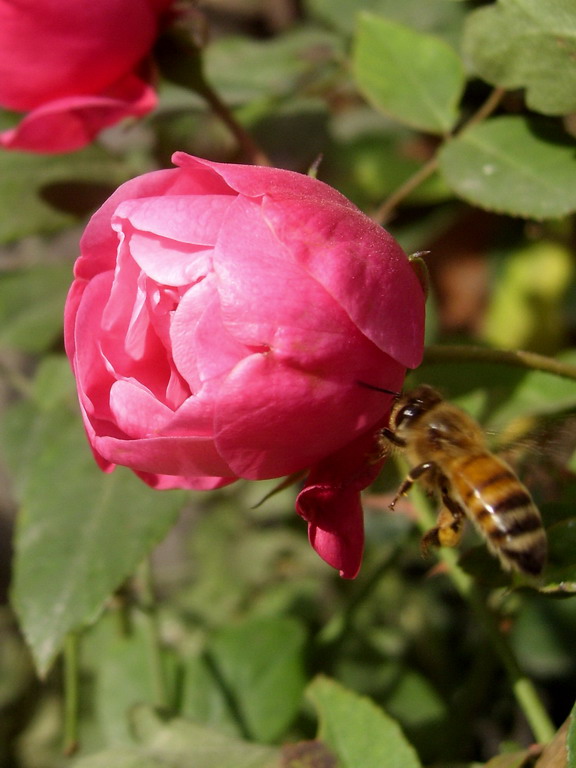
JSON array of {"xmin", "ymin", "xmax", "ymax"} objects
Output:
[{"xmin": 395, "ymin": 403, "xmax": 419, "ymax": 427}]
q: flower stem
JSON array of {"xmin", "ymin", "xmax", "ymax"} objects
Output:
[
  {"xmin": 371, "ymin": 156, "xmax": 439, "ymax": 226},
  {"xmin": 423, "ymin": 345, "xmax": 576, "ymax": 383},
  {"xmin": 373, "ymin": 87, "xmax": 507, "ymax": 225},
  {"xmin": 196, "ymin": 80, "xmax": 271, "ymax": 167},
  {"xmin": 63, "ymin": 632, "xmax": 80, "ymax": 756},
  {"xmin": 408, "ymin": 482, "xmax": 556, "ymax": 744}
]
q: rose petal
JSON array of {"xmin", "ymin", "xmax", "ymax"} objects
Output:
[
  {"xmin": 0, "ymin": 78, "xmax": 156, "ymax": 153},
  {"xmin": 295, "ymin": 422, "xmax": 389, "ymax": 578},
  {"xmin": 214, "ymin": 351, "xmax": 403, "ymax": 480},
  {"xmin": 264, "ymin": 197, "xmax": 425, "ymax": 369},
  {"xmin": 0, "ymin": 1, "xmax": 167, "ymax": 110},
  {"xmin": 93, "ymin": 431, "xmax": 235, "ymax": 479},
  {"xmin": 171, "ymin": 281, "xmax": 246, "ymax": 389},
  {"xmin": 296, "ymin": 484, "xmax": 365, "ymax": 579},
  {"xmin": 114, "ymin": 195, "xmax": 234, "ymax": 247},
  {"xmin": 172, "ymin": 152, "xmax": 358, "ymax": 210}
]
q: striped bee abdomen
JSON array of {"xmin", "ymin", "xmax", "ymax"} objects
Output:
[{"xmin": 451, "ymin": 453, "xmax": 547, "ymax": 576}]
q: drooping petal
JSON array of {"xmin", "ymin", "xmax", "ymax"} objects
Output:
[
  {"xmin": 296, "ymin": 422, "xmax": 388, "ymax": 578},
  {"xmin": 296, "ymin": 484, "xmax": 365, "ymax": 579}
]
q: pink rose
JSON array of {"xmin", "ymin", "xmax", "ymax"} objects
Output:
[
  {"xmin": 0, "ymin": 0, "xmax": 173, "ymax": 153},
  {"xmin": 65, "ymin": 153, "xmax": 425, "ymax": 576}
]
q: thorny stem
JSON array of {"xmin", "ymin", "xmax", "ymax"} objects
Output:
[
  {"xmin": 408, "ymin": 481, "xmax": 556, "ymax": 745},
  {"xmin": 63, "ymin": 633, "xmax": 80, "ymax": 757},
  {"xmin": 373, "ymin": 87, "xmax": 507, "ymax": 225},
  {"xmin": 423, "ymin": 345, "xmax": 576, "ymax": 383}
]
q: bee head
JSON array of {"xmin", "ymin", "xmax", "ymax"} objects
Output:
[{"xmin": 391, "ymin": 385, "xmax": 443, "ymax": 431}]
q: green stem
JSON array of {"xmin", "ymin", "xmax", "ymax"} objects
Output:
[
  {"xmin": 423, "ymin": 344, "xmax": 576, "ymax": 383},
  {"xmin": 196, "ymin": 81, "xmax": 271, "ymax": 167},
  {"xmin": 373, "ymin": 87, "xmax": 506, "ymax": 225},
  {"xmin": 63, "ymin": 633, "xmax": 80, "ymax": 757},
  {"xmin": 372, "ymin": 155, "xmax": 439, "ymax": 226},
  {"xmin": 408, "ymin": 482, "xmax": 556, "ymax": 744},
  {"xmin": 136, "ymin": 559, "xmax": 170, "ymax": 711}
]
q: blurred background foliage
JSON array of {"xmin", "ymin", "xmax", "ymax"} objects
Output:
[{"xmin": 1, "ymin": 0, "xmax": 576, "ymax": 766}]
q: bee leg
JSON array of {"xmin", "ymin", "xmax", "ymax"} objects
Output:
[
  {"xmin": 389, "ymin": 461, "xmax": 437, "ymax": 511},
  {"xmin": 421, "ymin": 489, "xmax": 465, "ymax": 557}
]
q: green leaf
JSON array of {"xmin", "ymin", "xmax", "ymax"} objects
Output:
[
  {"xmin": 180, "ymin": 653, "xmax": 242, "ymax": 737},
  {"xmin": 0, "ymin": 145, "xmax": 127, "ymax": 243},
  {"xmin": 352, "ymin": 13, "xmax": 466, "ymax": 134},
  {"xmin": 463, "ymin": 0, "xmax": 576, "ymax": 116},
  {"xmin": 71, "ymin": 709, "xmax": 279, "ymax": 768},
  {"xmin": 83, "ymin": 611, "xmax": 165, "ymax": 747},
  {"xmin": 306, "ymin": 0, "xmax": 467, "ymax": 47},
  {"xmin": 0, "ymin": 263, "xmax": 72, "ymax": 353},
  {"xmin": 205, "ymin": 28, "xmax": 343, "ymax": 105},
  {"xmin": 6, "ymin": 400, "xmax": 186, "ymax": 675},
  {"xmin": 307, "ymin": 676, "xmax": 422, "ymax": 768},
  {"xmin": 438, "ymin": 116, "xmax": 576, "ymax": 219},
  {"xmin": 209, "ymin": 616, "xmax": 307, "ymax": 742}
]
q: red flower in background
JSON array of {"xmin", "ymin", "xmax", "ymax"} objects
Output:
[
  {"xmin": 65, "ymin": 153, "xmax": 425, "ymax": 576},
  {"xmin": 0, "ymin": 0, "xmax": 173, "ymax": 153}
]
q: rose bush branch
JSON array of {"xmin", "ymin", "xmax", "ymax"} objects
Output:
[
  {"xmin": 423, "ymin": 345, "xmax": 576, "ymax": 383},
  {"xmin": 373, "ymin": 87, "xmax": 507, "ymax": 225},
  {"xmin": 154, "ymin": 13, "xmax": 271, "ymax": 166}
]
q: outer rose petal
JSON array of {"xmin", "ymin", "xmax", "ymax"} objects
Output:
[
  {"xmin": 0, "ymin": 77, "xmax": 156, "ymax": 153},
  {"xmin": 173, "ymin": 152, "xmax": 424, "ymax": 369}
]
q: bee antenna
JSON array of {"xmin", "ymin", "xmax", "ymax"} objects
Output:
[{"xmin": 357, "ymin": 380, "xmax": 401, "ymax": 397}]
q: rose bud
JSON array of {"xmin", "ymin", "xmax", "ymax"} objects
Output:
[
  {"xmin": 0, "ymin": 0, "xmax": 173, "ymax": 153},
  {"xmin": 64, "ymin": 153, "xmax": 425, "ymax": 577}
]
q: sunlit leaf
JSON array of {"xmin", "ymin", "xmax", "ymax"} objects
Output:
[
  {"xmin": 5, "ymin": 399, "xmax": 186, "ymax": 675},
  {"xmin": 307, "ymin": 676, "xmax": 422, "ymax": 768},
  {"xmin": 438, "ymin": 116, "xmax": 576, "ymax": 219},
  {"xmin": 352, "ymin": 13, "xmax": 465, "ymax": 134},
  {"xmin": 463, "ymin": 0, "xmax": 576, "ymax": 115}
]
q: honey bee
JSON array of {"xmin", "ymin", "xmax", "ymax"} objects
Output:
[{"xmin": 379, "ymin": 384, "xmax": 547, "ymax": 576}]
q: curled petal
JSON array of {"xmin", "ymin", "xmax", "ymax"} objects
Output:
[
  {"xmin": 296, "ymin": 420, "xmax": 388, "ymax": 578},
  {"xmin": 296, "ymin": 484, "xmax": 365, "ymax": 579}
]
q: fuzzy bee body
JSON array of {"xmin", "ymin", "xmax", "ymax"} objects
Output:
[{"xmin": 381, "ymin": 385, "xmax": 547, "ymax": 576}]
